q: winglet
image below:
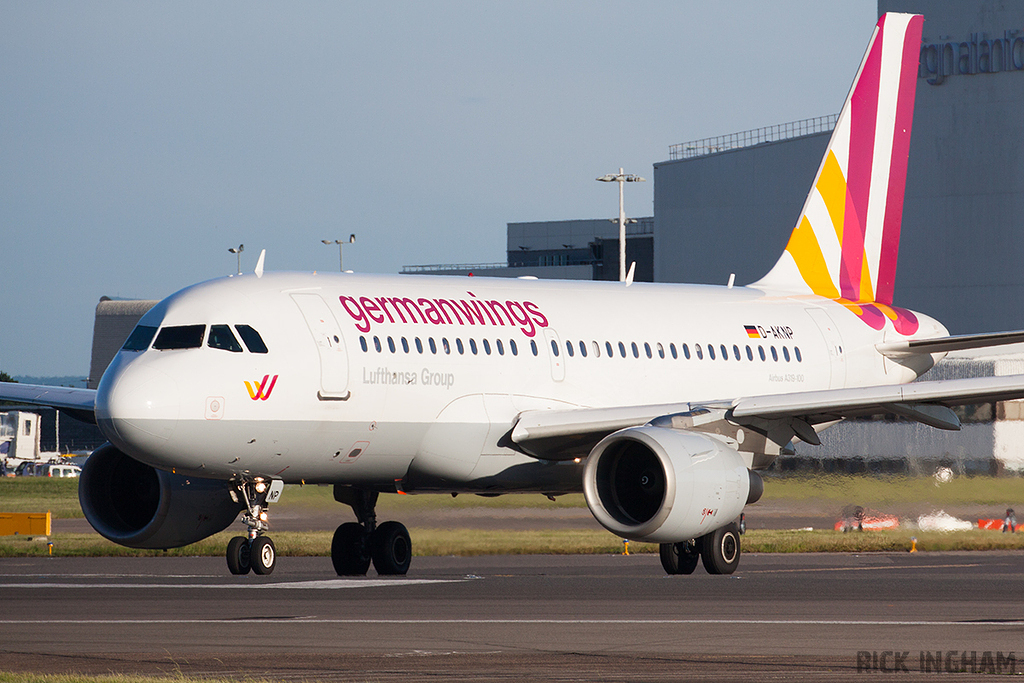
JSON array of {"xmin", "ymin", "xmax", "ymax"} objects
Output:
[{"xmin": 255, "ymin": 249, "xmax": 266, "ymax": 278}]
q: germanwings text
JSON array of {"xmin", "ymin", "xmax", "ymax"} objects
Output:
[{"xmin": 339, "ymin": 291, "xmax": 549, "ymax": 338}]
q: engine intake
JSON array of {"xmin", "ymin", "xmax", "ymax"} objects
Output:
[
  {"xmin": 583, "ymin": 426, "xmax": 751, "ymax": 543},
  {"xmin": 79, "ymin": 443, "xmax": 244, "ymax": 549}
]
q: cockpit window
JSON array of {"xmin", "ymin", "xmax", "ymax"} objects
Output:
[
  {"xmin": 153, "ymin": 325, "xmax": 206, "ymax": 350},
  {"xmin": 122, "ymin": 325, "xmax": 158, "ymax": 351},
  {"xmin": 208, "ymin": 324, "xmax": 243, "ymax": 353},
  {"xmin": 235, "ymin": 325, "xmax": 269, "ymax": 354}
]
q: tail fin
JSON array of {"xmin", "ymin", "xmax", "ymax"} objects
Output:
[{"xmin": 753, "ymin": 13, "xmax": 923, "ymax": 332}]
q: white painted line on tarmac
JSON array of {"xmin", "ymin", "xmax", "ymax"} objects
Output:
[
  {"xmin": 741, "ymin": 562, "xmax": 983, "ymax": 574},
  {"xmin": 1, "ymin": 618, "xmax": 1022, "ymax": 626},
  {"xmin": 0, "ymin": 581, "xmax": 464, "ymax": 589}
]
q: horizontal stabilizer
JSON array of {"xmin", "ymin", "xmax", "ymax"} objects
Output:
[
  {"xmin": 876, "ymin": 330, "xmax": 1024, "ymax": 358},
  {"xmin": 729, "ymin": 373, "xmax": 1024, "ymax": 423}
]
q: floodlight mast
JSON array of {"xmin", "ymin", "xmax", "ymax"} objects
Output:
[
  {"xmin": 228, "ymin": 244, "xmax": 244, "ymax": 275},
  {"xmin": 322, "ymin": 234, "xmax": 356, "ymax": 272},
  {"xmin": 596, "ymin": 168, "xmax": 646, "ymax": 282}
]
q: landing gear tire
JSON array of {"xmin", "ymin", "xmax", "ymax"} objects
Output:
[
  {"xmin": 659, "ymin": 540, "xmax": 700, "ymax": 575},
  {"xmin": 226, "ymin": 536, "xmax": 251, "ymax": 575},
  {"xmin": 332, "ymin": 522, "xmax": 371, "ymax": 576},
  {"xmin": 251, "ymin": 536, "xmax": 276, "ymax": 575},
  {"xmin": 371, "ymin": 521, "xmax": 412, "ymax": 575},
  {"xmin": 700, "ymin": 523, "xmax": 741, "ymax": 575}
]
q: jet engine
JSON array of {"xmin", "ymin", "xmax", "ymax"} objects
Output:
[
  {"xmin": 582, "ymin": 426, "xmax": 761, "ymax": 543},
  {"xmin": 79, "ymin": 443, "xmax": 245, "ymax": 549}
]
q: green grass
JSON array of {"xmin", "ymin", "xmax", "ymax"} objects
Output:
[
  {"xmin": 2, "ymin": 473, "xmax": 1023, "ymax": 557},
  {"xmin": 0, "ymin": 478, "xmax": 84, "ymax": 517},
  {"xmin": 3, "ymin": 474, "xmax": 1021, "ymax": 520},
  {"xmin": 762, "ymin": 473, "xmax": 1024, "ymax": 507},
  {"xmin": 4, "ymin": 526, "xmax": 1024, "ymax": 559}
]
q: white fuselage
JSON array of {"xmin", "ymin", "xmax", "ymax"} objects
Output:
[{"xmin": 94, "ymin": 272, "xmax": 947, "ymax": 491}]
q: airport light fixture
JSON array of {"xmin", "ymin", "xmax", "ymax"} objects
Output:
[
  {"xmin": 596, "ymin": 168, "xmax": 646, "ymax": 282},
  {"xmin": 228, "ymin": 244, "xmax": 244, "ymax": 275},
  {"xmin": 322, "ymin": 235, "xmax": 356, "ymax": 272}
]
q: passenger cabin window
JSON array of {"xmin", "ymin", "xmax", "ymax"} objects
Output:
[
  {"xmin": 153, "ymin": 325, "xmax": 205, "ymax": 350},
  {"xmin": 122, "ymin": 325, "xmax": 157, "ymax": 351},
  {"xmin": 235, "ymin": 325, "xmax": 269, "ymax": 354},
  {"xmin": 208, "ymin": 324, "xmax": 243, "ymax": 352}
]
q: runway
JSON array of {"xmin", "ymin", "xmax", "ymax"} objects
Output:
[{"xmin": 2, "ymin": 552, "xmax": 1022, "ymax": 681}]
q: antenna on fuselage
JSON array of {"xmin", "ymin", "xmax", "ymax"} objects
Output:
[
  {"xmin": 255, "ymin": 249, "xmax": 266, "ymax": 278},
  {"xmin": 625, "ymin": 261, "xmax": 636, "ymax": 287}
]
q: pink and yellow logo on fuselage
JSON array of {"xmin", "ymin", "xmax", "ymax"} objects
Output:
[{"xmin": 245, "ymin": 374, "xmax": 278, "ymax": 401}]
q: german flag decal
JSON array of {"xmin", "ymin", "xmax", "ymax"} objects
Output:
[{"xmin": 744, "ymin": 325, "xmax": 761, "ymax": 339}]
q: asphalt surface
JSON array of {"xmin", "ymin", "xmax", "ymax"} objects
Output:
[{"xmin": 2, "ymin": 552, "xmax": 1023, "ymax": 681}]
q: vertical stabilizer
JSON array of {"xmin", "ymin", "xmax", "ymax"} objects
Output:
[{"xmin": 753, "ymin": 13, "xmax": 923, "ymax": 333}]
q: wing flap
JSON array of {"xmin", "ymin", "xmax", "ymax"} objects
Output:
[{"xmin": 511, "ymin": 374, "xmax": 1024, "ymax": 461}]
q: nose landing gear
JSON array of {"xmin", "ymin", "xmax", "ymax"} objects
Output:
[
  {"xmin": 332, "ymin": 486, "xmax": 411, "ymax": 576},
  {"xmin": 226, "ymin": 478, "xmax": 281, "ymax": 575}
]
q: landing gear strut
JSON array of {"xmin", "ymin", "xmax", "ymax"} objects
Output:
[
  {"xmin": 226, "ymin": 479, "xmax": 280, "ymax": 576},
  {"xmin": 659, "ymin": 522, "xmax": 741, "ymax": 576},
  {"xmin": 332, "ymin": 486, "xmax": 411, "ymax": 576}
]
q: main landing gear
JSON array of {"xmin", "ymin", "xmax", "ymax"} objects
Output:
[
  {"xmin": 659, "ymin": 522, "xmax": 741, "ymax": 576},
  {"xmin": 226, "ymin": 479, "xmax": 279, "ymax": 576},
  {"xmin": 331, "ymin": 486, "xmax": 411, "ymax": 576}
]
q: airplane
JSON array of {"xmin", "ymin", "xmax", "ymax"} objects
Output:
[{"xmin": 6, "ymin": 11, "xmax": 1024, "ymax": 578}]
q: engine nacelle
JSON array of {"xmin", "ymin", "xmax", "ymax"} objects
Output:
[
  {"xmin": 583, "ymin": 426, "xmax": 755, "ymax": 543},
  {"xmin": 79, "ymin": 443, "xmax": 244, "ymax": 549}
]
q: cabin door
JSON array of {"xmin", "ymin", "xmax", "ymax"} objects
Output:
[
  {"xmin": 543, "ymin": 328, "xmax": 565, "ymax": 382},
  {"xmin": 291, "ymin": 293, "xmax": 350, "ymax": 399},
  {"xmin": 806, "ymin": 308, "xmax": 846, "ymax": 389}
]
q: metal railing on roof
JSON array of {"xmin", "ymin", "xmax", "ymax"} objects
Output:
[
  {"xmin": 401, "ymin": 262, "xmax": 508, "ymax": 274},
  {"xmin": 668, "ymin": 114, "xmax": 838, "ymax": 161}
]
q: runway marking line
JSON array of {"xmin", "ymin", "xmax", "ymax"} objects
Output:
[
  {"xmin": 2, "ymin": 618, "xmax": 1022, "ymax": 627},
  {"xmin": 0, "ymin": 578, "xmax": 463, "ymax": 590},
  {"xmin": 741, "ymin": 562, "xmax": 982, "ymax": 574}
]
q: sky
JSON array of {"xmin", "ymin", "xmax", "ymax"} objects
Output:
[{"xmin": 1, "ymin": 0, "xmax": 877, "ymax": 377}]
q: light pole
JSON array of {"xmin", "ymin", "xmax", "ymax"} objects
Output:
[
  {"xmin": 228, "ymin": 244, "xmax": 244, "ymax": 275},
  {"xmin": 322, "ymin": 235, "xmax": 356, "ymax": 272},
  {"xmin": 596, "ymin": 168, "xmax": 646, "ymax": 282}
]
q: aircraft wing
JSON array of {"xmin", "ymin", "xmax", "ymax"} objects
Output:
[
  {"xmin": 0, "ymin": 383, "xmax": 97, "ymax": 424},
  {"xmin": 510, "ymin": 373, "xmax": 1024, "ymax": 460}
]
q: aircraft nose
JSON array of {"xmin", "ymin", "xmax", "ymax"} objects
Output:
[{"xmin": 95, "ymin": 360, "xmax": 180, "ymax": 456}]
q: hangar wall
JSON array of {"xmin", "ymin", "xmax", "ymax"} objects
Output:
[
  {"xmin": 653, "ymin": 0, "xmax": 1024, "ymax": 335},
  {"xmin": 654, "ymin": 132, "xmax": 829, "ymax": 286},
  {"xmin": 880, "ymin": 0, "xmax": 1024, "ymax": 333}
]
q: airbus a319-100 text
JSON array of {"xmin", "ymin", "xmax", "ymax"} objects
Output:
[{"xmin": 8, "ymin": 12, "xmax": 1024, "ymax": 577}]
